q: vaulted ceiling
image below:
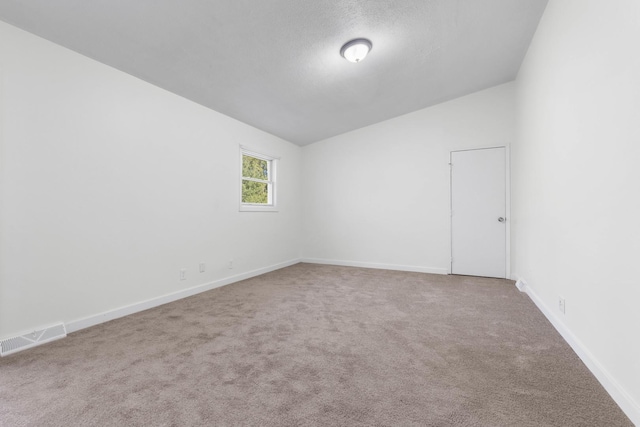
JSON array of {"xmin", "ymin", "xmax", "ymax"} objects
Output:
[{"xmin": 0, "ymin": 0, "xmax": 548, "ymax": 145}]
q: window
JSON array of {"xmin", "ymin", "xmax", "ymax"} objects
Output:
[{"xmin": 240, "ymin": 147, "xmax": 278, "ymax": 212}]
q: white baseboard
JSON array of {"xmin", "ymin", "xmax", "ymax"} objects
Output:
[
  {"xmin": 516, "ymin": 278, "xmax": 640, "ymax": 426},
  {"xmin": 301, "ymin": 258, "xmax": 448, "ymax": 275},
  {"xmin": 66, "ymin": 258, "xmax": 301, "ymax": 334}
]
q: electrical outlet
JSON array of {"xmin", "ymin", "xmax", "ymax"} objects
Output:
[
  {"xmin": 180, "ymin": 269, "xmax": 186, "ymax": 280},
  {"xmin": 228, "ymin": 260, "xmax": 233, "ymax": 269},
  {"xmin": 199, "ymin": 263, "xmax": 206, "ymax": 273},
  {"xmin": 558, "ymin": 297, "xmax": 566, "ymax": 314}
]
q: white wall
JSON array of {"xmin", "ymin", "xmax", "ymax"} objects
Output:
[
  {"xmin": 512, "ymin": 0, "xmax": 640, "ymax": 421},
  {"xmin": 301, "ymin": 83, "xmax": 515, "ymax": 273},
  {"xmin": 0, "ymin": 21, "xmax": 301, "ymax": 339}
]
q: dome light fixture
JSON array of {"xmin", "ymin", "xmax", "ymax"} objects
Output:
[{"xmin": 340, "ymin": 38, "xmax": 373, "ymax": 63}]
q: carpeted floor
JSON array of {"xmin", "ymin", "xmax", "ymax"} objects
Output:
[{"xmin": 0, "ymin": 263, "xmax": 633, "ymax": 426}]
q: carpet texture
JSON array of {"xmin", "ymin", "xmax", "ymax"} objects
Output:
[{"xmin": 0, "ymin": 264, "xmax": 633, "ymax": 426}]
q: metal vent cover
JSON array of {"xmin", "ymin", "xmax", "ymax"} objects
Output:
[{"xmin": 0, "ymin": 323, "xmax": 67, "ymax": 357}]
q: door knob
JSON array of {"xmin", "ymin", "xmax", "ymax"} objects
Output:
[{"xmin": 498, "ymin": 217, "xmax": 505, "ymax": 223}]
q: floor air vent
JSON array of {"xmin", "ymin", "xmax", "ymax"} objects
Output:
[{"xmin": 0, "ymin": 323, "xmax": 67, "ymax": 357}]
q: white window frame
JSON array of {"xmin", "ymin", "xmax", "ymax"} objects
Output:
[{"xmin": 239, "ymin": 146, "xmax": 279, "ymax": 212}]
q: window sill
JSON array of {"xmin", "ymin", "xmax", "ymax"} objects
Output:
[{"xmin": 239, "ymin": 204, "xmax": 279, "ymax": 212}]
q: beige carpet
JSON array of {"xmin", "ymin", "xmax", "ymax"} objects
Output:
[{"xmin": 0, "ymin": 263, "xmax": 632, "ymax": 426}]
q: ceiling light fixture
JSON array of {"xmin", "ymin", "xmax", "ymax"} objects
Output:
[{"xmin": 340, "ymin": 38, "xmax": 372, "ymax": 63}]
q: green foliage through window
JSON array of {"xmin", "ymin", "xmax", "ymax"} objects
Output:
[
  {"xmin": 242, "ymin": 154, "xmax": 271, "ymax": 204},
  {"xmin": 242, "ymin": 155, "xmax": 268, "ymax": 180},
  {"xmin": 242, "ymin": 180, "xmax": 268, "ymax": 203}
]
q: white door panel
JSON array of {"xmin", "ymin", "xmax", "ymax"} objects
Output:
[{"xmin": 451, "ymin": 147, "xmax": 506, "ymax": 278}]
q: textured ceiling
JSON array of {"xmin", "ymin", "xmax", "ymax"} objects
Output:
[{"xmin": 0, "ymin": 0, "xmax": 548, "ymax": 145}]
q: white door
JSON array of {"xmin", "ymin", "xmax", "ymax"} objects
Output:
[{"xmin": 451, "ymin": 147, "xmax": 506, "ymax": 278}]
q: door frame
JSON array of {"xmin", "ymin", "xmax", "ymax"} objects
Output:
[{"xmin": 448, "ymin": 146, "xmax": 511, "ymax": 279}]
